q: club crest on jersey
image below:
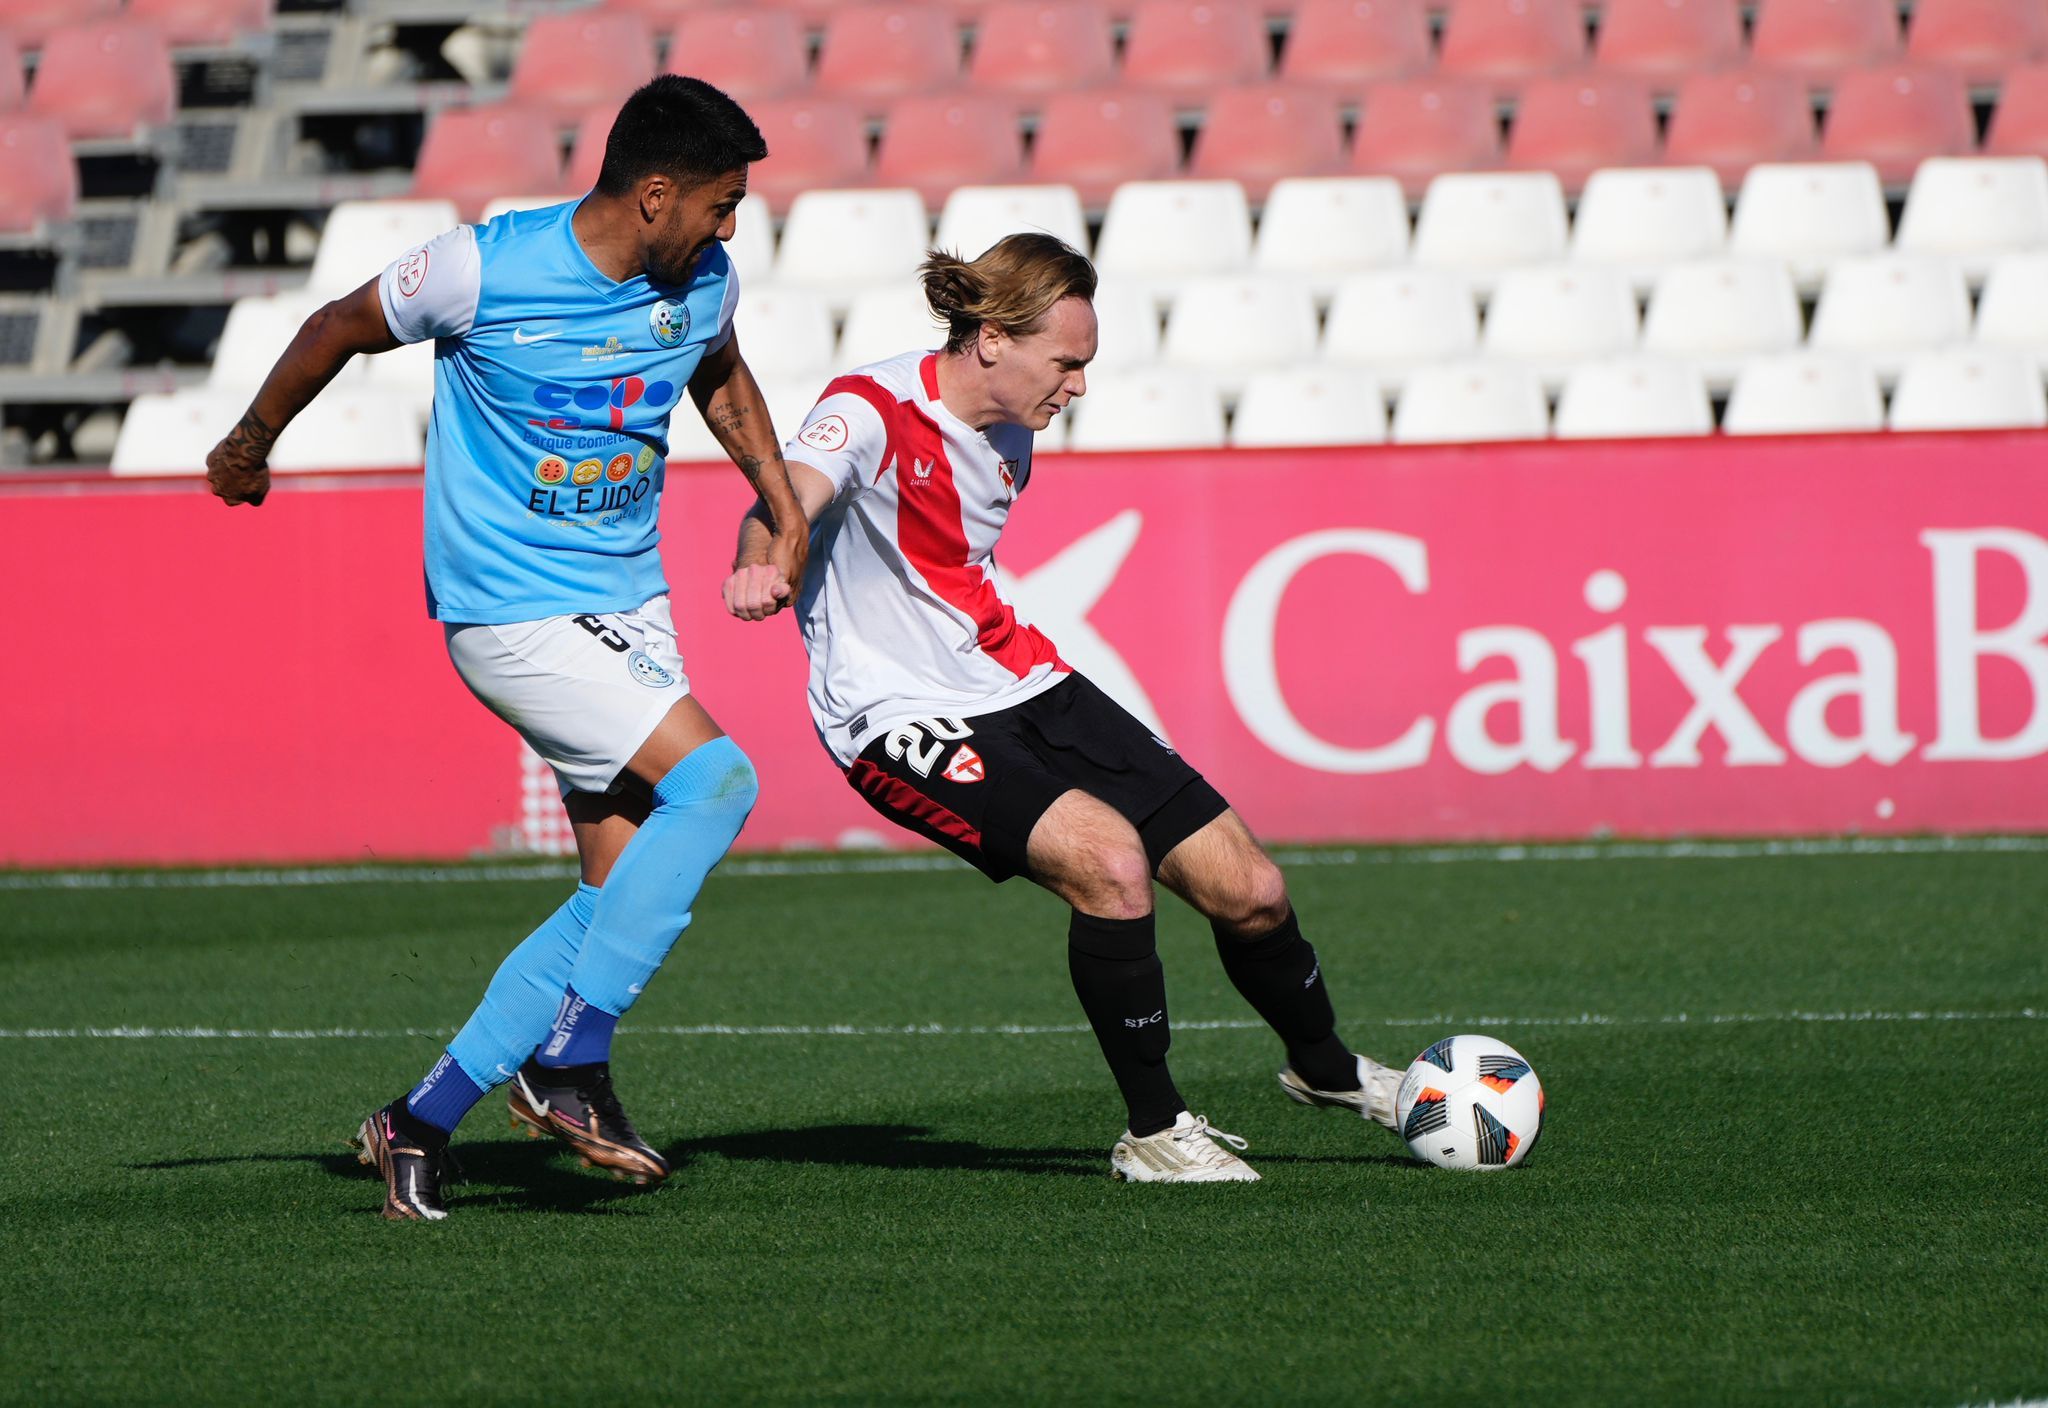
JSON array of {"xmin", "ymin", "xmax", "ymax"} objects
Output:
[
  {"xmin": 998, "ymin": 459, "xmax": 1018, "ymax": 489},
  {"xmin": 627, "ymin": 650, "xmax": 674, "ymax": 689},
  {"xmin": 649, "ymin": 298, "xmax": 690, "ymax": 348},
  {"xmin": 942, "ymin": 744, "xmax": 985, "ymax": 784},
  {"xmin": 910, "ymin": 457, "xmax": 936, "ymax": 481}
]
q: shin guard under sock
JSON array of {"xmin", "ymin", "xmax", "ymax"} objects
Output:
[
  {"xmin": 1214, "ymin": 908, "xmax": 1357, "ymax": 1092},
  {"xmin": 1068, "ymin": 911, "xmax": 1184, "ymax": 1138}
]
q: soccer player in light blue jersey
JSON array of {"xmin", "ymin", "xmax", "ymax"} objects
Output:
[{"xmin": 205, "ymin": 77, "xmax": 809, "ymax": 1220}]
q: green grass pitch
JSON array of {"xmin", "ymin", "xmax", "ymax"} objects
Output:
[{"xmin": 2, "ymin": 843, "xmax": 2044, "ymax": 1406}]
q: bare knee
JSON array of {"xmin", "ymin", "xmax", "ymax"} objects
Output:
[
  {"xmin": 1209, "ymin": 858, "xmax": 1291, "ymax": 938},
  {"xmin": 1027, "ymin": 792, "xmax": 1154, "ymax": 919}
]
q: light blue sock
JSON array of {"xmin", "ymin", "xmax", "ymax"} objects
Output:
[{"xmin": 538, "ymin": 736, "xmax": 758, "ymax": 1066}]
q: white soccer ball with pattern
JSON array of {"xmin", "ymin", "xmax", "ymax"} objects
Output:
[{"xmin": 1395, "ymin": 1034, "xmax": 1544, "ymax": 1170}]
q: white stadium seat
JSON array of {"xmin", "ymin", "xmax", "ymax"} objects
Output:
[
  {"xmin": 1727, "ymin": 162, "xmax": 1888, "ymax": 289},
  {"xmin": 1251, "ymin": 176, "xmax": 1410, "ymax": 290},
  {"xmin": 362, "ymin": 338, "xmax": 436, "ymax": 418},
  {"xmin": 1552, "ymin": 357, "xmax": 1714, "ymax": 439},
  {"xmin": 1389, "ymin": 361, "xmax": 1550, "ymax": 444},
  {"xmin": 112, "ymin": 387, "xmax": 423, "ymax": 474},
  {"xmin": 719, "ymin": 195, "xmax": 777, "ymax": 286},
  {"xmin": 1090, "ymin": 279, "xmax": 1165, "ymax": 371},
  {"xmin": 772, "ymin": 188, "xmax": 931, "ymax": 305},
  {"xmin": 1321, "ymin": 268, "xmax": 1480, "ymax": 389},
  {"xmin": 735, "ymin": 283, "xmax": 838, "ymax": 378},
  {"xmin": 1066, "ymin": 368, "xmax": 1226, "ymax": 451},
  {"xmin": 1411, "ymin": 172, "xmax": 1570, "ymax": 290},
  {"xmin": 1807, "ymin": 254, "xmax": 1973, "ymax": 381},
  {"xmin": 111, "ymin": 387, "xmax": 252, "ymax": 475},
  {"xmin": 1722, "ymin": 352, "xmax": 1885, "ymax": 435},
  {"xmin": 1569, "ymin": 166, "xmax": 1728, "ymax": 292},
  {"xmin": 309, "ymin": 199, "xmax": 461, "ymax": 297},
  {"xmin": 1895, "ymin": 157, "xmax": 2048, "ymax": 283},
  {"xmin": 1094, "ymin": 180, "xmax": 1254, "ymax": 300},
  {"xmin": 1161, "ymin": 274, "xmax": 1322, "ymax": 384},
  {"xmin": 1974, "ymin": 252, "xmax": 2048, "ymax": 359},
  {"xmin": 1229, "ymin": 366, "xmax": 1387, "ymax": 447},
  {"xmin": 935, "ymin": 184, "xmax": 1090, "ymax": 260},
  {"xmin": 1480, "ymin": 264, "xmax": 1640, "ymax": 383},
  {"xmin": 1640, "ymin": 258, "xmax": 1804, "ymax": 389},
  {"xmin": 837, "ymin": 282, "xmax": 945, "ymax": 368},
  {"xmin": 1888, "ymin": 347, "xmax": 2048, "ymax": 430},
  {"xmin": 211, "ymin": 291, "xmax": 354, "ymax": 391}
]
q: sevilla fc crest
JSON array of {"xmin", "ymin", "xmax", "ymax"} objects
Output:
[{"xmin": 942, "ymin": 744, "xmax": 985, "ymax": 784}]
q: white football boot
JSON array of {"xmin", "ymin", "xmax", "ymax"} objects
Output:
[
  {"xmin": 1110, "ymin": 1112, "xmax": 1261, "ymax": 1183},
  {"xmin": 1277, "ymin": 1054, "xmax": 1402, "ymax": 1129}
]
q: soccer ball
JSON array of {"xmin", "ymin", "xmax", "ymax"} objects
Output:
[{"xmin": 1395, "ymin": 1034, "xmax": 1544, "ymax": 1170}]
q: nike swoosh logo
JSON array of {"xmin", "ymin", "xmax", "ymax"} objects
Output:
[{"xmin": 511, "ymin": 327, "xmax": 559, "ymax": 344}]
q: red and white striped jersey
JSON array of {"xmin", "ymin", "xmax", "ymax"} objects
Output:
[{"xmin": 784, "ymin": 349, "xmax": 1068, "ymax": 766}]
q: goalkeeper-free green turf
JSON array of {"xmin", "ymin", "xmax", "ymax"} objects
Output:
[{"xmin": 2, "ymin": 842, "xmax": 2044, "ymax": 1406}]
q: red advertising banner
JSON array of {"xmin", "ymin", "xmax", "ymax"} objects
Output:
[{"xmin": 3, "ymin": 432, "xmax": 2044, "ymax": 867}]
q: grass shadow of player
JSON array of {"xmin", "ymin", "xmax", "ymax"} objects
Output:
[{"xmin": 668, "ymin": 1123, "xmax": 1103, "ymax": 1179}]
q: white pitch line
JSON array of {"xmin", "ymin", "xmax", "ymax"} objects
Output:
[
  {"xmin": 4, "ymin": 834, "xmax": 2046, "ymax": 892},
  {"xmin": 0, "ymin": 1009, "xmax": 2038, "ymax": 1041}
]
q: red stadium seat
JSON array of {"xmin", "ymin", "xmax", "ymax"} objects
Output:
[
  {"xmin": 1663, "ymin": 69, "xmax": 1819, "ymax": 187},
  {"xmin": 566, "ymin": 103, "xmax": 619, "ymax": 194},
  {"xmin": 664, "ymin": 9, "xmax": 809, "ymax": 100},
  {"xmin": 1029, "ymin": 89, "xmax": 1182, "ymax": 205},
  {"xmin": 1506, "ymin": 76, "xmax": 1660, "ymax": 192},
  {"xmin": 745, "ymin": 96, "xmax": 872, "ymax": 210},
  {"xmin": 1438, "ymin": 0, "xmax": 1586, "ymax": 93},
  {"xmin": 0, "ymin": 34, "xmax": 23, "ymax": 112},
  {"xmin": 1349, "ymin": 79, "xmax": 1502, "ymax": 196},
  {"xmin": 26, "ymin": 21, "xmax": 175, "ymax": 140},
  {"xmin": 412, "ymin": 106, "xmax": 566, "ymax": 222},
  {"xmin": 1907, "ymin": 0, "xmax": 2048, "ymax": 84},
  {"xmin": 1120, "ymin": 0, "xmax": 1270, "ymax": 92},
  {"xmin": 1986, "ymin": 64, "xmax": 2048, "ymax": 160},
  {"xmin": 1279, "ymin": 0, "xmax": 1433, "ymax": 90},
  {"xmin": 0, "ymin": 115, "xmax": 77, "ymax": 231},
  {"xmin": 966, "ymin": 1, "xmax": 1116, "ymax": 96},
  {"xmin": 508, "ymin": 11, "xmax": 656, "ymax": 128},
  {"xmin": 126, "ymin": 0, "xmax": 273, "ymax": 47},
  {"xmin": 1750, "ymin": 0, "xmax": 1902, "ymax": 81},
  {"xmin": 604, "ymin": 0, "xmax": 735, "ymax": 18},
  {"xmin": 1593, "ymin": 0, "xmax": 1744, "ymax": 86},
  {"xmin": 873, "ymin": 94, "xmax": 1026, "ymax": 205},
  {"xmin": 1820, "ymin": 65, "xmax": 1976, "ymax": 183},
  {"xmin": 1188, "ymin": 84, "xmax": 1345, "ymax": 199},
  {"xmin": 814, "ymin": 4, "xmax": 963, "ymax": 109},
  {"xmin": 0, "ymin": 0, "xmax": 119, "ymax": 50}
]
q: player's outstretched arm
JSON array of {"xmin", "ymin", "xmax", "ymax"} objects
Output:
[
  {"xmin": 689, "ymin": 331, "xmax": 809, "ymax": 598},
  {"xmin": 726, "ymin": 459, "xmax": 835, "ymax": 621},
  {"xmin": 204, "ymin": 278, "xmax": 402, "ymax": 508}
]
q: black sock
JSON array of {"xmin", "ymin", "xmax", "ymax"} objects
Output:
[
  {"xmin": 1068, "ymin": 911, "xmax": 1184, "ymax": 1138},
  {"xmin": 1214, "ymin": 909, "xmax": 1357, "ymax": 1092}
]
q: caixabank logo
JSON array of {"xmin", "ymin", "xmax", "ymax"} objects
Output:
[{"xmin": 529, "ymin": 376, "xmax": 677, "ymax": 433}]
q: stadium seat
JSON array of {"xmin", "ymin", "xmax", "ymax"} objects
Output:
[
  {"xmin": 663, "ymin": 9, "xmax": 809, "ymax": 100},
  {"xmin": 1895, "ymin": 156, "xmax": 2048, "ymax": 279},
  {"xmin": 308, "ymin": 199, "xmax": 461, "ymax": 297},
  {"xmin": 966, "ymin": 0, "xmax": 1117, "ymax": 96},
  {"xmin": 874, "ymin": 95, "xmax": 1027, "ymax": 206},
  {"xmin": 1119, "ymin": 0, "xmax": 1270, "ymax": 93},
  {"xmin": 411, "ymin": 107, "xmax": 564, "ymax": 223},
  {"xmin": 733, "ymin": 283, "xmax": 838, "ymax": 377},
  {"xmin": 1438, "ymin": 0, "xmax": 1587, "ymax": 93},
  {"xmin": 362, "ymin": 337, "xmax": 435, "ymax": 418},
  {"xmin": 1229, "ymin": 366, "xmax": 1389, "ymax": 445},
  {"xmin": 838, "ymin": 281, "xmax": 946, "ymax": 366},
  {"xmin": 1504, "ymin": 76, "xmax": 1661, "ymax": 193},
  {"xmin": 1973, "ymin": 250, "xmax": 2048, "ymax": 357},
  {"xmin": 1749, "ymin": 0, "xmax": 1903, "ymax": 79},
  {"xmin": 1094, "ymin": 180, "xmax": 1254, "ymax": 298},
  {"xmin": 745, "ymin": 97, "xmax": 872, "ymax": 211},
  {"xmin": 1188, "ymin": 85, "xmax": 1346, "ymax": 200},
  {"xmin": 565, "ymin": 104, "xmax": 617, "ymax": 194},
  {"xmin": 126, "ymin": 0, "xmax": 271, "ymax": 47},
  {"xmin": 1349, "ymin": 79, "xmax": 1503, "ymax": 197},
  {"xmin": 716, "ymin": 195, "xmax": 776, "ymax": 284},
  {"xmin": 814, "ymin": 4, "xmax": 962, "ymax": 109},
  {"xmin": 1661, "ymin": 70, "xmax": 1821, "ymax": 189},
  {"xmin": 1389, "ymin": 360, "xmax": 1550, "ymax": 442},
  {"xmin": 1029, "ymin": 90, "xmax": 1182, "ymax": 207},
  {"xmin": 0, "ymin": 116, "xmax": 77, "ymax": 232},
  {"xmin": 1160, "ymin": 274, "xmax": 1322, "ymax": 383},
  {"xmin": 1807, "ymin": 253, "xmax": 1973, "ymax": 378},
  {"xmin": 209, "ymin": 291, "xmax": 351, "ymax": 391},
  {"xmin": 1251, "ymin": 176, "xmax": 1410, "ymax": 287},
  {"xmin": 1727, "ymin": 160, "xmax": 1888, "ymax": 286},
  {"xmin": 110, "ymin": 387, "xmax": 249, "ymax": 475},
  {"xmin": 1066, "ymin": 369, "xmax": 1226, "ymax": 451},
  {"xmin": 1322, "ymin": 268, "xmax": 1481, "ymax": 386},
  {"xmin": 1888, "ymin": 346, "xmax": 2048, "ymax": 428},
  {"xmin": 1907, "ymin": 0, "xmax": 2048, "ymax": 83},
  {"xmin": 1089, "ymin": 280, "xmax": 1165, "ymax": 370},
  {"xmin": 1640, "ymin": 258, "xmax": 1804, "ymax": 385},
  {"xmin": 1552, "ymin": 357, "xmax": 1714, "ymax": 437},
  {"xmin": 935, "ymin": 185, "xmax": 1089, "ymax": 260},
  {"xmin": 1277, "ymin": 0, "xmax": 1434, "ymax": 90},
  {"xmin": 1818, "ymin": 66, "xmax": 1976, "ymax": 186},
  {"xmin": 26, "ymin": 21, "xmax": 175, "ymax": 140},
  {"xmin": 1480, "ymin": 264, "xmax": 1641, "ymax": 380},
  {"xmin": 1722, "ymin": 350, "xmax": 1886, "ymax": 432},
  {"xmin": 0, "ymin": 0, "xmax": 119, "ymax": 51},
  {"xmin": 1411, "ymin": 171, "xmax": 1570, "ymax": 286},
  {"xmin": 773, "ymin": 188, "xmax": 931, "ymax": 300},
  {"xmin": 1570, "ymin": 166, "xmax": 1728, "ymax": 290},
  {"xmin": 508, "ymin": 11, "xmax": 657, "ymax": 129},
  {"xmin": 0, "ymin": 35, "xmax": 19, "ymax": 112},
  {"xmin": 267, "ymin": 390, "xmax": 427, "ymax": 471},
  {"xmin": 1592, "ymin": 0, "xmax": 1744, "ymax": 86},
  {"xmin": 1984, "ymin": 64, "xmax": 2048, "ymax": 162}
]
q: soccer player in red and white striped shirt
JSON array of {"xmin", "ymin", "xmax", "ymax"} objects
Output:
[{"xmin": 725, "ymin": 234, "xmax": 1402, "ymax": 1182}]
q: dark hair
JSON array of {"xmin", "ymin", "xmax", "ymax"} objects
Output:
[
  {"xmin": 595, "ymin": 76, "xmax": 768, "ymax": 197},
  {"xmin": 921, "ymin": 233, "xmax": 1097, "ymax": 353}
]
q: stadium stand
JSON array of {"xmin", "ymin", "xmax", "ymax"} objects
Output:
[
  {"xmin": 1390, "ymin": 361, "xmax": 1551, "ymax": 442},
  {"xmin": 1569, "ymin": 166, "xmax": 1729, "ymax": 290},
  {"xmin": 1552, "ymin": 357, "xmax": 1716, "ymax": 437},
  {"xmin": 1119, "ymin": 0, "xmax": 1270, "ymax": 93},
  {"xmin": 1411, "ymin": 171, "xmax": 1571, "ymax": 285},
  {"xmin": 745, "ymin": 97, "xmax": 872, "ymax": 211},
  {"xmin": 1982, "ymin": 64, "xmax": 2048, "ymax": 160},
  {"xmin": 1093, "ymin": 179, "xmax": 1255, "ymax": 297},
  {"xmin": 935, "ymin": 184, "xmax": 1090, "ymax": 261},
  {"xmin": 411, "ymin": 108, "xmax": 562, "ymax": 221},
  {"xmin": 1721, "ymin": 350, "xmax": 1887, "ymax": 432},
  {"xmin": 1749, "ymin": 0, "xmax": 1904, "ymax": 79},
  {"xmin": 1321, "ymin": 268, "xmax": 1482, "ymax": 387},
  {"xmin": 1973, "ymin": 250, "xmax": 2048, "ymax": 357},
  {"xmin": 127, "ymin": 0, "xmax": 273, "ymax": 49},
  {"xmin": 1187, "ymin": 86, "xmax": 1346, "ymax": 200},
  {"xmin": 1806, "ymin": 251, "xmax": 1973, "ymax": 379},
  {"xmin": 27, "ymin": 20, "xmax": 176, "ymax": 140},
  {"xmin": 965, "ymin": 0, "xmax": 1118, "ymax": 97},
  {"xmin": 1027, "ymin": 90, "xmax": 1183, "ymax": 206},
  {"xmin": 1066, "ymin": 367, "xmax": 1228, "ymax": 449},
  {"xmin": 733, "ymin": 283, "xmax": 837, "ymax": 378},
  {"xmin": 873, "ymin": 95, "xmax": 1028, "ymax": 205},
  {"xmin": 1480, "ymin": 265, "xmax": 1643, "ymax": 382},
  {"xmin": 1229, "ymin": 365, "xmax": 1389, "ymax": 445},
  {"xmin": 0, "ymin": 116, "xmax": 78, "ymax": 232},
  {"xmin": 1088, "ymin": 279, "xmax": 1167, "ymax": 368},
  {"xmin": 1817, "ymin": 65, "xmax": 1976, "ymax": 185},
  {"xmin": 1276, "ymin": 0, "xmax": 1434, "ymax": 90},
  {"xmin": 1438, "ymin": 0, "xmax": 1587, "ymax": 93},
  {"xmin": 1895, "ymin": 155, "xmax": 2048, "ymax": 278},
  {"xmin": 1160, "ymin": 273, "xmax": 1322, "ymax": 386},
  {"xmin": 1727, "ymin": 160, "xmax": 1890, "ymax": 285},
  {"xmin": 663, "ymin": 9, "xmax": 809, "ymax": 101},
  {"xmin": 813, "ymin": 3, "xmax": 962, "ymax": 111},
  {"xmin": 1887, "ymin": 345, "xmax": 2048, "ymax": 427},
  {"xmin": 1592, "ymin": 0, "xmax": 1745, "ymax": 87},
  {"xmin": 1662, "ymin": 69, "xmax": 1824, "ymax": 187},
  {"xmin": 1348, "ymin": 79, "xmax": 1504, "ymax": 196},
  {"xmin": 1251, "ymin": 175, "xmax": 1412, "ymax": 289},
  {"xmin": 1504, "ymin": 77, "xmax": 1663, "ymax": 193},
  {"xmin": 0, "ymin": 0, "xmax": 121, "ymax": 51},
  {"xmin": 1640, "ymin": 257, "xmax": 1805, "ymax": 386},
  {"xmin": 837, "ymin": 280, "xmax": 945, "ymax": 365},
  {"xmin": 773, "ymin": 188, "xmax": 930, "ymax": 302},
  {"xmin": 1906, "ymin": 0, "xmax": 2048, "ymax": 82},
  {"xmin": 309, "ymin": 199, "xmax": 459, "ymax": 295},
  {"xmin": 508, "ymin": 11, "xmax": 657, "ymax": 129}
]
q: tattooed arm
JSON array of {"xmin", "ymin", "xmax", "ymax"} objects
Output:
[
  {"xmin": 689, "ymin": 331, "xmax": 809, "ymax": 610},
  {"xmin": 205, "ymin": 278, "xmax": 402, "ymax": 507}
]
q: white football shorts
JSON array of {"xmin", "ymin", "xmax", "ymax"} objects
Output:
[{"xmin": 444, "ymin": 594, "xmax": 691, "ymax": 797}]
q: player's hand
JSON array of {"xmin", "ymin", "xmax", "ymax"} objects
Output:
[
  {"xmin": 723, "ymin": 562, "xmax": 791, "ymax": 621},
  {"xmin": 205, "ymin": 411, "xmax": 278, "ymax": 507},
  {"xmin": 767, "ymin": 526, "xmax": 809, "ymax": 603}
]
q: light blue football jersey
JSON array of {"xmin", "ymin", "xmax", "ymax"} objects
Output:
[{"xmin": 377, "ymin": 199, "xmax": 739, "ymax": 624}]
